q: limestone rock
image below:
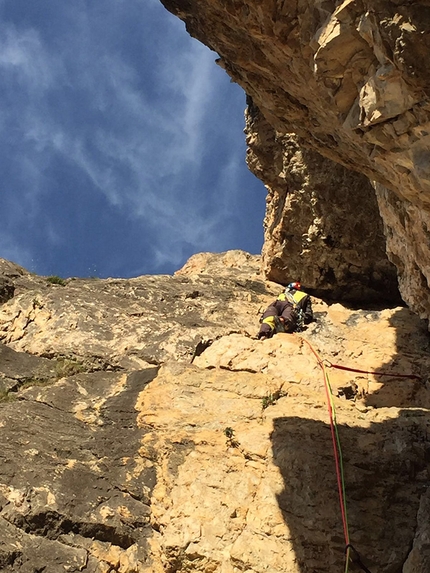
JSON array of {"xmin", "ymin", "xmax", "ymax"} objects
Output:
[
  {"xmin": 0, "ymin": 342, "xmax": 58, "ymax": 393},
  {"xmin": 0, "ymin": 251, "xmax": 278, "ymax": 368},
  {"xmin": 375, "ymin": 182, "xmax": 430, "ymax": 320},
  {"xmin": 403, "ymin": 489, "xmax": 430, "ymax": 573},
  {"xmin": 0, "ymin": 367, "xmax": 158, "ymax": 573},
  {"xmin": 245, "ymin": 107, "xmax": 400, "ymax": 302},
  {"xmin": 137, "ymin": 301, "xmax": 430, "ymax": 573},
  {"xmin": 175, "ymin": 249, "xmax": 263, "ymax": 279},
  {"xmin": 0, "ymin": 278, "xmax": 14, "ymax": 305},
  {"xmin": 159, "ymin": 0, "xmax": 430, "ymax": 319},
  {"xmin": 1, "ymin": 252, "xmax": 430, "ymax": 572}
]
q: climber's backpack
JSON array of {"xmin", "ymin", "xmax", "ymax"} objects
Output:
[
  {"xmin": 279, "ymin": 290, "xmax": 307, "ymax": 332},
  {"xmin": 259, "ymin": 290, "xmax": 308, "ymax": 332}
]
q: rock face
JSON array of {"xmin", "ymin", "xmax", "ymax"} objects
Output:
[
  {"xmin": 375, "ymin": 181, "xmax": 430, "ymax": 320},
  {"xmin": 0, "ymin": 366, "xmax": 157, "ymax": 573},
  {"xmin": 0, "ymin": 252, "xmax": 271, "ymax": 369},
  {"xmin": 1, "ymin": 252, "xmax": 430, "ymax": 572},
  {"xmin": 245, "ymin": 104, "xmax": 400, "ymax": 302},
  {"xmin": 159, "ymin": 0, "xmax": 430, "ymax": 318}
]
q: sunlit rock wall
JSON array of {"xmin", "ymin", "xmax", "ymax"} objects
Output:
[
  {"xmin": 1, "ymin": 252, "xmax": 430, "ymax": 572},
  {"xmin": 160, "ymin": 0, "xmax": 430, "ymax": 318}
]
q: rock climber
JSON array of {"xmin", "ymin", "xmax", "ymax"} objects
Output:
[{"xmin": 257, "ymin": 282, "xmax": 313, "ymax": 340}]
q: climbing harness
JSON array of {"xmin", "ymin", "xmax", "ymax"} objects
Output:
[{"xmin": 300, "ymin": 337, "xmax": 374, "ymax": 573}]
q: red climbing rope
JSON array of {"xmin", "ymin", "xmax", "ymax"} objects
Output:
[
  {"xmin": 298, "ymin": 336, "xmax": 378, "ymax": 573},
  {"xmin": 299, "ymin": 338, "xmax": 351, "ymax": 571},
  {"xmin": 325, "ymin": 361, "xmax": 421, "ymax": 381}
]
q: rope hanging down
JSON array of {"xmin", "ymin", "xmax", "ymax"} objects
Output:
[
  {"xmin": 299, "ymin": 337, "xmax": 374, "ymax": 573},
  {"xmin": 325, "ymin": 361, "xmax": 421, "ymax": 381}
]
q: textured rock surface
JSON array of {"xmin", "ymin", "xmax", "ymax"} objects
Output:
[
  {"xmin": 159, "ymin": 0, "xmax": 430, "ymax": 318},
  {"xmin": 135, "ymin": 296, "xmax": 430, "ymax": 573},
  {"xmin": 245, "ymin": 105, "xmax": 400, "ymax": 302},
  {"xmin": 375, "ymin": 182, "xmax": 430, "ymax": 320},
  {"xmin": 1, "ymin": 252, "xmax": 430, "ymax": 572},
  {"xmin": 0, "ymin": 367, "xmax": 157, "ymax": 573},
  {"xmin": 0, "ymin": 252, "xmax": 277, "ymax": 369}
]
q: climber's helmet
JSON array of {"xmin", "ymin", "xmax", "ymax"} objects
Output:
[{"xmin": 286, "ymin": 281, "xmax": 301, "ymax": 292}]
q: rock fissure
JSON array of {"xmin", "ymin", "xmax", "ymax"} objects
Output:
[{"xmin": 7, "ymin": 508, "xmax": 137, "ymax": 550}]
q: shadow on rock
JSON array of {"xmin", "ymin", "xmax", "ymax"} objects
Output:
[
  {"xmin": 271, "ymin": 307, "xmax": 430, "ymax": 573},
  {"xmin": 271, "ymin": 411, "xmax": 430, "ymax": 573}
]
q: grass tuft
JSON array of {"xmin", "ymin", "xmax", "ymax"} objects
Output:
[{"xmin": 46, "ymin": 276, "xmax": 67, "ymax": 286}]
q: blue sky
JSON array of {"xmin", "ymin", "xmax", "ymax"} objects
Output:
[{"xmin": 0, "ymin": 0, "xmax": 266, "ymax": 278}]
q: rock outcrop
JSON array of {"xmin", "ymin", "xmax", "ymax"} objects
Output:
[
  {"xmin": 1, "ymin": 252, "xmax": 430, "ymax": 572},
  {"xmin": 159, "ymin": 0, "xmax": 430, "ymax": 319},
  {"xmin": 245, "ymin": 104, "xmax": 400, "ymax": 302},
  {"xmin": 4, "ymin": 3, "xmax": 430, "ymax": 570},
  {"xmin": 0, "ymin": 252, "xmax": 272, "ymax": 370}
]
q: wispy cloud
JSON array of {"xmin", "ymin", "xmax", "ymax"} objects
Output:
[
  {"xmin": 0, "ymin": 1, "xmax": 264, "ymax": 276},
  {"xmin": 0, "ymin": 26, "xmax": 60, "ymax": 90}
]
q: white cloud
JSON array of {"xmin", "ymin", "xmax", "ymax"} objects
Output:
[
  {"xmin": 0, "ymin": 25, "xmax": 63, "ymax": 92},
  {"xmin": 0, "ymin": 1, "xmax": 259, "ymax": 275},
  {"xmin": 158, "ymin": 45, "xmax": 218, "ymax": 165}
]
